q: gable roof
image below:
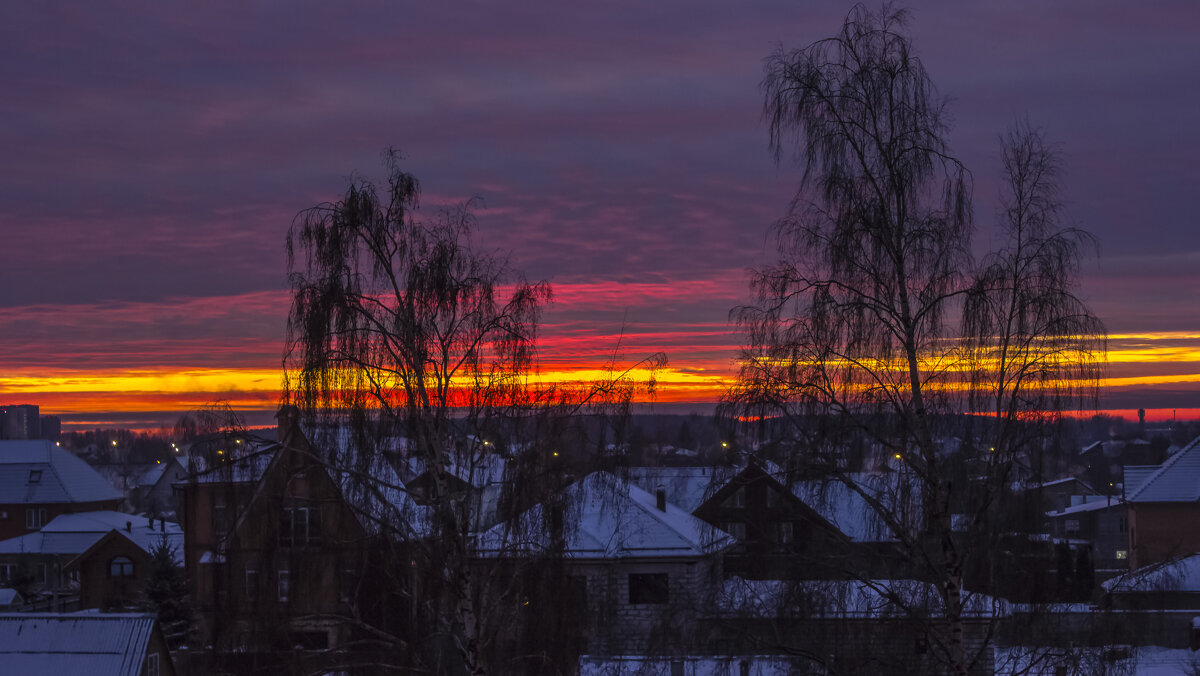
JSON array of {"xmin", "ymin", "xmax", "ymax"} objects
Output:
[
  {"xmin": 1103, "ymin": 553, "xmax": 1200, "ymax": 593},
  {"xmin": 624, "ymin": 462, "xmax": 909, "ymax": 543},
  {"xmin": 0, "ymin": 511, "xmax": 183, "ymax": 563},
  {"xmin": 1127, "ymin": 435, "xmax": 1200, "ymax": 503},
  {"xmin": 0, "ymin": 612, "xmax": 159, "ymax": 676},
  {"xmin": 477, "ymin": 471, "xmax": 734, "ymax": 559},
  {"xmin": 0, "ymin": 441, "xmax": 122, "ymax": 504}
]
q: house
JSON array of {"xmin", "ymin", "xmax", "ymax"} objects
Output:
[
  {"xmin": 177, "ymin": 408, "xmax": 429, "ymax": 674},
  {"xmin": 94, "ymin": 458, "xmax": 188, "ymax": 516},
  {"xmin": 0, "ymin": 612, "xmax": 174, "ymax": 676},
  {"xmin": 0, "ymin": 440, "xmax": 123, "ymax": 541},
  {"xmin": 1125, "ymin": 435, "xmax": 1200, "ymax": 567},
  {"xmin": 476, "ymin": 471, "xmax": 735, "ymax": 658},
  {"xmin": 1044, "ymin": 495, "xmax": 1129, "ymax": 578},
  {"xmin": 623, "ymin": 460, "xmax": 914, "ymax": 579},
  {"xmin": 0, "ymin": 510, "xmax": 182, "ymax": 609}
]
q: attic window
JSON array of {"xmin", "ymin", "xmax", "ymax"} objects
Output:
[
  {"xmin": 110, "ymin": 556, "xmax": 134, "ymax": 577},
  {"xmin": 27, "ymin": 470, "xmax": 42, "ymax": 483}
]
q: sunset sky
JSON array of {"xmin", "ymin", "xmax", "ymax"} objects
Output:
[{"xmin": 2, "ymin": 2, "xmax": 1198, "ymax": 430}]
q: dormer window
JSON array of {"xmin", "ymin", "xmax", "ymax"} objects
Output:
[{"xmin": 27, "ymin": 470, "xmax": 42, "ymax": 483}]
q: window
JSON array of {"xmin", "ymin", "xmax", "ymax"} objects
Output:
[
  {"xmin": 568, "ymin": 575, "xmax": 588, "ymax": 613},
  {"xmin": 1064, "ymin": 519, "xmax": 1080, "ymax": 536},
  {"xmin": 25, "ymin": 508, "xmax": 47, "ymax": 530},
  {"xmin": 628, "ymin": 573, "xmax": 668, "ymax": 604},
  {"xmin": 278, "ymin": 568, "xmax": 290, "ymax": 602},
  {"xmin": 212, "ymin": 502, "xmax": 230, "ymax": 539},
  {"xmin": 724, "ymin": 488, "xmax": 746, "ymax": 509},
  {"xmin": 27, "ymin": 470, "xmax": 42, "ymax": 483},
  {"xmin": 722, "ymin": 522, "xmax": 746, "ymax": 540},
  {"xmin": 144, "ymin": 653, "xmax": 160, "ymax": 676},
  {"xmin": 110, "ymin": 556, "xmax": 134, "ymax": 577},
  {"xmin": 0, "ymin": 564, "xmax": 12, "ymax": 584},
  {"xmin": 1119, "ymin": 516, "xmax": 1128, "ymax": 533},
  {"xmin": 777, "ymin": 521, "xmax": 794, "ymax": 545},
  {"xmin": 339, "ymin": 566, "xmax": 358, "ymax": 603},
  {"xmin": 1116, "ymin": 550, "xmax": 1128, "ymax": 560},
  {"xmin": 767, "ymin": 488, "xmax": 784, "ymax": 507},
  {"xmin": 280, "ymin": 505, "xmax": 321, "ymax": 547},
  {"xmin": 245, "ymin": 569, "xmax": 259, "ymax": 598}
]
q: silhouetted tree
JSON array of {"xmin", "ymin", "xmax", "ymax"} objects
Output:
[
  {"xmin": 284, "ymin": 150, "xmax": 660, "ymax": 675},
  {"xmin": 726, "ymin": 5, "xmax": 1104, "ymax": 674},
  {"xmin": 142, "ymin": 537, "xmax": 193, "ymax": 648}
]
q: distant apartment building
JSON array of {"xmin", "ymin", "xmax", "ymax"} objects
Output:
[{"xmin": 0, "ymin": 405, "xmax": 40, "ymax": 441}]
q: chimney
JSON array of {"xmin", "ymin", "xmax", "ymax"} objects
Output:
[
  {"xmin": 655, "ymin": 487, "xmax": 667, "ymax": 512},
  {"xmin": 148, "ymin": 516, "xmax": 154, "ymax": 530},
  {"xmin": 276, "ymin": 405, "xmax": 300, "ymax": 443},
  {"xmin": 161, "ymin": 519, "xmax": 166, "ymax": 533},
  {"xmin": 125, "ymin": 521, "xmax": 132, "ymax": 532}
]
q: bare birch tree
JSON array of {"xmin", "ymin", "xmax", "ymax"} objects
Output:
[
  {"xmin": 284, "ymin": 150, "xmax": 660, "ymax": 675},
  {"xmin": 726, "ymin": 5, "xmax": 1104, "ymax": 675}
]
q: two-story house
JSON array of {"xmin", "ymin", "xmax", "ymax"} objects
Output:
[{"xmin": 0, "ymin": 440, "xmax": 122, "ymax": 541}]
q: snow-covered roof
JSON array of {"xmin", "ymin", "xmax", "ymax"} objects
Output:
[
  {"xmin": 403, "ymin": 452, "xmax": 509, "ymax": 489},
  {"xmin": 0, "ymin": 589, "xmax": 21, "ymax": 606},
  {"xmin": 622, "ymin": 466, "xmax": 738, "ymax": 513},
  {"xmin": 0, "ymin": 612, "xmax": 158, "ymax": 676},
  {"xmin": 0, "ymin": 511, "xmax": 183, "ymax": 564},
  {"xmin": 333, "ymin": 452, "xmax": 431, "ymax": 539},
  {"xmin": 0, "ymin": 441, "xmax": 122, "ymax": 504},
  {"xmin": 1126, "ymin": 435, "xmax": 1200, "ymax": 503},
  {"xmin": 715, "ymin": 577, "xmax": 1005, "ymax": 619},
  {"xmin": 1103, "ymin": 553, "xmax": 1200, "ymax": 593},
  {"xmin": 624, "ymin": 463, "xmax": 910, "ymax": 542},
  {"xmin": 476, "ymin": 471, "xmax": 734, "ymax": 559},
  {"xmin": 1045, "ymin": 495, "xmax": 1124, "ymax": 517},
  {"xmin": 186, "ymin": 445, "xmax": 275, "ymax": 484}
]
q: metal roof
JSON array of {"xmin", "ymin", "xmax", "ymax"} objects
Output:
[
  {"xmin": 0, "ymin": 612, "xmax": 157, "ymax": 676},
  {"xmin": 1127, "ymin": 435, "xmax": 1200, "ymax": 503},
  {"xmin": 0, "ymin": 441, "xmax": 122, "ymax": 504}
]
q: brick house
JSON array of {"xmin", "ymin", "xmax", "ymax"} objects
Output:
[
  {"xmin": 0, "ymin": 511, "xmax": 182, "ymax": 608},
  {"xmin": 0, "ymin": 440, "xmax": 122, "ymax": 541},
  {"xmin": 177, "ymin": 409, "xmax": 428, "ymax": 673},
  {"xmin": 1125, "ymin": 435, "xmax": 1200, "ymax": 568},
  {"xmin": 476, "ymin": 471, "xmax": 735, "ymax": 657}
]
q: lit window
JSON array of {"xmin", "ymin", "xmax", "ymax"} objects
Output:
[
  {"xmin": 110, "ymin": 556, "xmax": 134, "ymax": 577},
  {"xmin": 1116, "ymin": 550, "xmax": 1128, "ymax": 560},
  {"xmin": 629, "ymin": 573, "xmax": 668, "ymax": 604}
]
